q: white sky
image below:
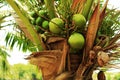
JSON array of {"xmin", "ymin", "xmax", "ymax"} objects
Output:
[
  {"xmin": 0, "ymin": 26, "xmax": 30, "ymax": 65},
  {"xmin": 0, "ymin": 0, "xmax": 120, "ymax": 65},
  {"xmin": 107, "ymin": 0, "xmax": 120, "ymax": 10},
  {"xmin": 7, "ymin": 45, "xmax": 30, "ymax": 65}
]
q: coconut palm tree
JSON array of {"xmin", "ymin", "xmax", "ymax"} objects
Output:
[{"xmin": 5, "ymin": 0, "xmax": 120, "ymax": 80}]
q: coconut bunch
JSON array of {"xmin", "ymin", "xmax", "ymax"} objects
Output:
[
  {"xmin": 27, "ymin": 0, "xmax": 87, "ymax": 51},
  {"xmin": 28, "ymin": 0, "xmax": 87, "ymax": 51}
]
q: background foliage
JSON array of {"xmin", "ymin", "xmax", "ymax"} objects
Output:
[{"xmin": 0, "ymin": 63, "xmax": 42, "ymax": 80}]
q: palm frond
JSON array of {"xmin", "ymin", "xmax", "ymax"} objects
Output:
[
  {"xmin": 0, "ymin": 48, "xmax": 10, "ymax": 59},
  {"xmin": 98, "ymin": 9, "xmax": 120, "ymax": 38},
  {"xmin": 82, "ymin": 0, "xmax": 94, "ymax": 20},
  {"xmin": 58, "ymin": 0, "xmax": 72, "ymax": 18},
  {"xmin": 5, "ymin": 32, "xmax": 38, "ymax": 52},
  {"xmin": 44, "ymin": 0, "xmax": 56, "ymax": 19},
  {"xmin": 6, "ymin": 0, "xmax": 46, "ymax": 51}
]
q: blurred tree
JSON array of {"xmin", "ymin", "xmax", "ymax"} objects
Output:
[{"xmin": 0, "ymin": 48, "xmax": 10, "ymax": 80}]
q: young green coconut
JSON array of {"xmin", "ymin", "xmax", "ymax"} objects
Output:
[
  {"xmin": 68, "ymin": 32, "xmax": 85, "ymax": 49},
  {"xmin": 49, "ymin": 18, "xmax": 64, "ymax": 34}
]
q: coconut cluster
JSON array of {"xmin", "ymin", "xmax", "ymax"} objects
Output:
[
  {"xmin": 48, "ymin": 14, "xmax": 86, "ymax": 50},
  {"xmin": 29, "ymin": 9, "xmax": 49, "ymax": 33},
  {"xmin": 29, "ymin": 8, "xmax": 86, "ymax": 50}
]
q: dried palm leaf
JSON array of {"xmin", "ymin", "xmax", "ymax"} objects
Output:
[
  {"xmin": 55, "ymin": 71, "xmax": 74, "ymax": 80},
  {"xmin": 26, "ymin": 37, "xmax": 68, "ymax": 80},
  {"xmin": 26, "ymin": 50, "xmax": 62, "ymax": 80},
  {"xmin": 99, "ymin": 0, "xmax": 109, "ymax": 25},
  {"xmin": 71, "ymin": 0, "xmax": 86, "ymax": 13}
]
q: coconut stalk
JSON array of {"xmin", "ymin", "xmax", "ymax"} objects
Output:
[
  {"xmin": 82, "ymin": 0, "xmax": 94, "ymax": 20},
  {"xmin": 6, "ymin": 0, "xmax": 46, "ymax": 51},
  {"xmin": 44, "ymin": 0, "xmax": 56, "ymax": 19}
]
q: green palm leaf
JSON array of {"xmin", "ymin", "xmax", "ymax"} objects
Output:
[
  {"xmin": 5, "ymin": 32, "xmax": 38, "ymax": 52},
  {"xmin": 6, "ymin": 0, "xmax": 46, "ymax": 51}
]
